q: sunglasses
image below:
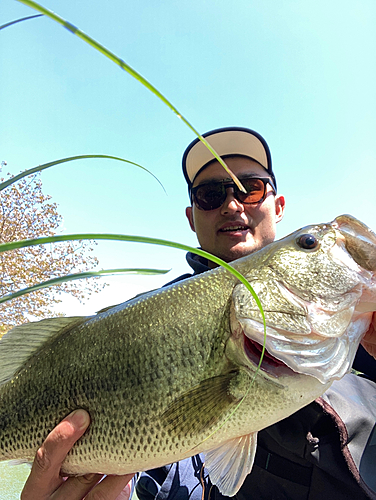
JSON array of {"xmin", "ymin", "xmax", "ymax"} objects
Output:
[{"xmin": 191, "ymin": 176, "xmax": 276, "ymax": 211}]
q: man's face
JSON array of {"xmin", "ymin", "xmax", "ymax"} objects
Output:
[{"xmin": 185, "ymin": 156, "xmax": 285, "ymax": 266}]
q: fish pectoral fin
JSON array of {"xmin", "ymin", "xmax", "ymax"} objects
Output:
[
  {"xmin": 0, "ymin": 317, "xmax": 87, "ymax": 385},
  {"xmin": 161, "ymin": 370, "xmax": 242, "ymax": 435},
  {"xmin": 203, "ymin": 431, "xmax": 258, "ymax": 497}
]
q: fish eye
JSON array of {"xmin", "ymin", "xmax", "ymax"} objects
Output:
[{"xmin": 296, "ymin": 233, "xmax": 319, "ymax": 250}]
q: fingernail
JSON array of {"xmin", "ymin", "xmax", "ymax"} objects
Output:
[{"xmin": 69, "ymin": 409, "xmax": 90, "ymax": 430}]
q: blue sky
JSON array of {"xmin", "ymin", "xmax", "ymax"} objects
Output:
[{"xmin": 1, "ymin": 0, "xmax": 376, "ymax": 315}]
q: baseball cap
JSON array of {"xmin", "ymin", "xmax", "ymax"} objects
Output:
[{"xmin": 182, "ymin": 126, "xmax": 276, "ymax": 192}]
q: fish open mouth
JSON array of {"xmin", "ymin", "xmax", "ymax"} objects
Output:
[{"xmin": 243, "ymin": 335, "xmax": 292, "ymax": 377}]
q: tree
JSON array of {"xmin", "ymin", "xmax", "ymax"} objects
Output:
[{"xmin": 0, "ymin": 168, "xmax": 105, "ymax": 335}]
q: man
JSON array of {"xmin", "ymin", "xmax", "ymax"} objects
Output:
[{"xmin": 21, "ymin": 128, "xmax": 376, "ymax": 500}]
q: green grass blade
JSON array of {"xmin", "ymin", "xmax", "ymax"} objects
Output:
[
  {"xmin": 0, "ymin": 232, "xmax": 265, "ymax": 363},
  {"xmin": 8, "ymin": 1, "xmax": 264, "ymax": 371},
  {"xmin": 0, "ymin": 13, "xmax": 43, "ymax": 31},
  {"xmin": 0, "ymin": 154, "xmax": 165, "ymax": 193},
  {"xmin": 0, "ymin": 267, "xmax": 169, "ymax": 304},
  {"xmin": 15, "ymin": 0, "xmax": 245, "ymax": 192},
  {"xmin": 0, "ymin": 233, "xmax": 261, "ymax": 309}
]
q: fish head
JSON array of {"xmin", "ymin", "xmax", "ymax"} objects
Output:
[{"xmin": 229, "ymin": 214, "xmax": 376, "ymax": 385}]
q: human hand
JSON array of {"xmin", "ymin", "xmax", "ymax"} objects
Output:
[
  {"xmin": 361, "ymin": 312, "xmax": 376, "ymax": 359},
  {"xmin": 21, "ymin": 409, "xmax": 134, "ymax": 500}
]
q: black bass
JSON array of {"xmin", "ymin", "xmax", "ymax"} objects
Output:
[{"xmin": 0, "ymin": 214, "xmax": 375, "ymax": 496}]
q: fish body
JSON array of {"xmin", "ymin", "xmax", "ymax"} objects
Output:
[{"xmin": 0, "ymin": 214, "xmax": 375, "ymax": 496}]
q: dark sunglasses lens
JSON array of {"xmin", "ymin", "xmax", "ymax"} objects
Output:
[
  {"xmin": 239, "ymin": 178, "xmax": 266, "ymax": 204},
  {"xmin": 193, "ymin": 184, "xmax": 226, "ymax": 210}
]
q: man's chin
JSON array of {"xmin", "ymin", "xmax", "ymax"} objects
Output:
[{"xmin": 214, "ymin": 244, "xmax": 263, "ymax": 265}]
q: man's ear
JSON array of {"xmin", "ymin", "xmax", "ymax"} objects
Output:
[
  {"xmin": 275, "ymin": 194, "xmax": 285, "ymax": 223},
  {"xmin": 185, "ymin": 206, "xmax": 196, "ymax": 232}
]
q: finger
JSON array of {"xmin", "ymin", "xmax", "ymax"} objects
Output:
[
  {"xmin": 84, "ymin": 474, "xmax": 135, "ymax": 500},
  {"xmin": 115, "ymin": 478, "xmax": 133, "ymax": 500},
  {"xmin": 21, "ymin": 409, "xmax": 90, "ymax": 500},
  {"xmin": 362, "ymin": 339, "xmax": 376, "ymax": 359},
  {"xmin": 51, "ymin": 473, "xmax": 104, "ymax": 500}
]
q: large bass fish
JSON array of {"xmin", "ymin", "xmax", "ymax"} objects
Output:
[{"xmin": 0, "ymin": 214, "xmax": 375, "ymax": 496}]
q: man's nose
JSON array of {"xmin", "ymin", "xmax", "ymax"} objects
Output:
[{"xmin": 220, "ymin": 188, "xmax": 244, "ymax": 214}]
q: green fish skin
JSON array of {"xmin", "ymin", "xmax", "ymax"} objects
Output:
[{"xmin": 0, "ymin": 214, "xmax": 375, "ymax": 497}]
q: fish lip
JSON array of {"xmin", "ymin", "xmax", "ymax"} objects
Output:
[
  {"xmin": 332, "ymin": 215, "xmax": 376, "ymax": 244},
  {"xmin": 243, "ymin": 334, "xmax": 296, "ymax": 378},
  {"xmin": 331, "ymin": 215, "xmax": 376, "ymax": 272}
]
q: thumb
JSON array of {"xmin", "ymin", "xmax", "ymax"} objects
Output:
[{"xmin": 21, "ymin": 409, "xmax": 90, "ymax": 499}]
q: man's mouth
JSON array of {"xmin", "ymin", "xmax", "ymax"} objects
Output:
[{"xmin": 219, "ymin": 224, "xmax": 250, "ymax": 233}]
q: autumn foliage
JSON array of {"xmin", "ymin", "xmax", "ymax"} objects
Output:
[{"xmin": 0, "ymin": 171, "xmax": 104, "ymax": 335}]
